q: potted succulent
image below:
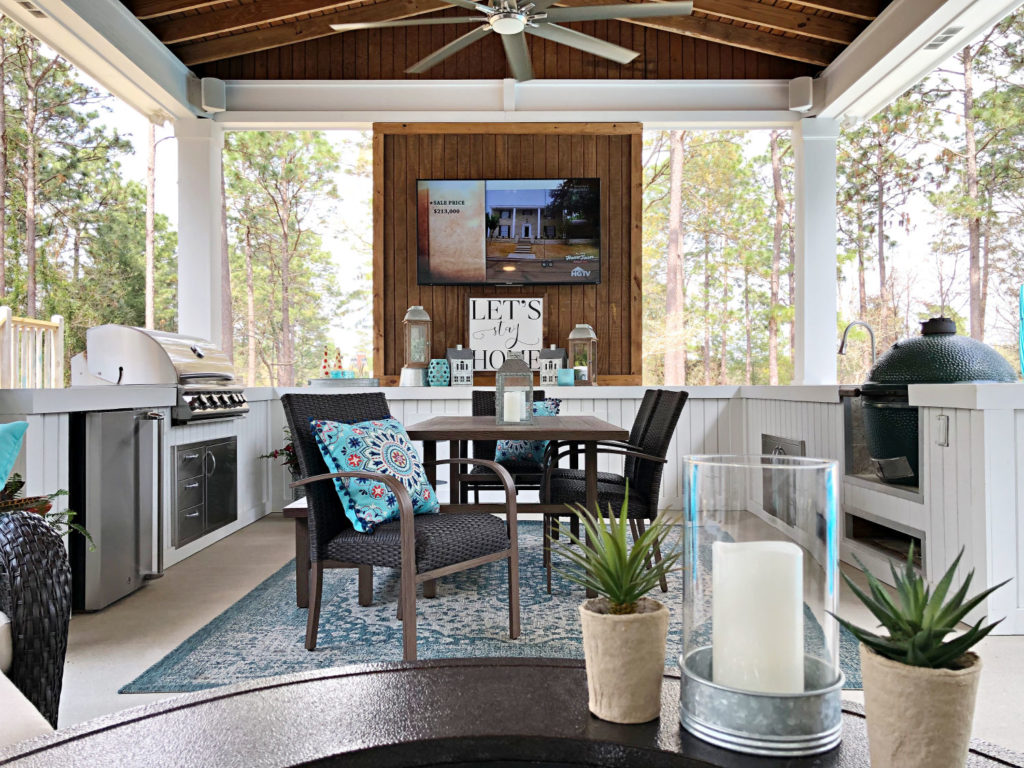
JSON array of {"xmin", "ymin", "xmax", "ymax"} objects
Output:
[
  {"xmin": 833, "ymin": 546, "xmax": 1008, "ymax": 768},
  {"xmin": 551, "ymin": 491, "xmax": 681, "ymax": 724}
]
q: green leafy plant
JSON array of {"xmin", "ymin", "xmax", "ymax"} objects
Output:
[
  {"xmin": 833, "ymin": 545, "xmax": 1008, "ymax": 669},
  {"xmin": 0, "ymin": 473, "xmax": 94, "ymax": 548},
  {"xmin": 549, "ymin": 486, "xmax": 681, "ymax": 615}
]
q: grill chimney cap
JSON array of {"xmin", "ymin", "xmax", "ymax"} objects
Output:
[{"xmin": 921, "ymin": 317, "xmax": 956, "ymax": 335}]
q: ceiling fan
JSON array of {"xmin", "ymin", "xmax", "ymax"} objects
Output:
[{"xmin": 330, "ymin": 0, "xmax": 694, "ymax": 81}]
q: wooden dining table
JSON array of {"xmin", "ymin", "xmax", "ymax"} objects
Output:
[{"xmin": 405, "ymin": 414, "xmax": 629, "ymax": 515}]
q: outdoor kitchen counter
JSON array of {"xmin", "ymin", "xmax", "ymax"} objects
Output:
[{"xmin": 0, "ymin": 385, "xmax": 177, "ymax": 415}]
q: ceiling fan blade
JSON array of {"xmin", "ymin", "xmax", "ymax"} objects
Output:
[
  {"xmin": 439, "ymin": 0, "xmax": 495, "ymax": 11},
  {"xmin": 332, "ymin": 17, "xmax": 483, "ymax": 31},
  {"xmin": 527, "ymin": 23, "xmax": 638, "ymax": 64},
  {"xmin": 501, "ymin": 31, "xmax": 534, "ymax": 81},
  {"xmin": 406, "ymin": 25, "xmax": 493, "ymax": 74},
  {"xmin": 545, "ymin": 1, "xmax": 693, "ymax": 23}
]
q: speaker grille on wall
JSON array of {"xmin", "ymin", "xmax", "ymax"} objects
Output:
[{"xmin": 200, "ymin": 78, "xmax": 226, "ymax": 113}]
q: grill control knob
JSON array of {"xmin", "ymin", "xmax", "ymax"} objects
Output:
[
  {"xmin": 197, "ymin": 395, "xmax": 211, "ymax": 409},
  {"xmin": 188, "ymin": 397, "xmax": 200, "ymax": 410}
]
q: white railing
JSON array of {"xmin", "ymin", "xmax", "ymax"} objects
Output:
[{"xmin": 0, "ymin": 307, "xmax": 65, "ymax": 389}]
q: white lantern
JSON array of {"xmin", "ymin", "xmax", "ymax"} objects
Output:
[
  {"xmin": 400, "ymin": 306, "xmax": 431, "ymax": 386},
  {"xmin": 495, "ymin": 352, "xmax": 534, "ymax": 426}
]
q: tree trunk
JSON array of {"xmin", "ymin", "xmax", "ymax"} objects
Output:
[
  {"xmin": 875, "ymin": 158, "xmax": 889, "ymax": 343},
  {"xmin": 0, "ymin": 43, "xmax": 7, "ymax": 301},
  {"xmin": 23, "ymin": 49, "xmax": 37, "ymax": 318},
  {"xmin": 962, "ymin": 45, "xmax": 984, "ymax": 340},
  {"xmin": 244, "ymin": 226, "xmax": 257, "ymax": 386},
  {"xmin": 703, "ymin": 245, "xmax": 711, "ymax": 386},
  {"xmin": 664, "ymin": 130, "xmax": 686, "ymax": 384},
  {"xmin": 279, "ymin": 204, "xmax": 295, "ymax": 387},
  {"xmin": 744, "ymin": 266, "xmax": 752, "ymax": 385},
  {"xmin": 220, "ymin": 162, "xmax": 233, "ymax": 359},
  {"xmin": 980, "ymin": 221, "xmax": 989, "ymax": 327},
  {"xmin": 145, "ymin": 122, "xmax": 156, "ymax": 329},
  {"xmin": 768, "ymin": 130, "xmax": 784, "ymax": 385},
  {"xmin": 72, "ymin": 230, "xmax": 80, "ymax": 282},
  {"xmin": 718, "ymin": 266, "xmax": 729, "ymax": 384}
]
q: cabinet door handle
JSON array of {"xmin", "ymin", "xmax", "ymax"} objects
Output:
[
  {"xmin": 184, "ymin": 511, "xmax": 200, "ymax": 519},
  {"xmin": 185, "ymin": 482, "xmax": 200, "ymax": 489},
  {"xmin": 207, "ymin": 451, "xmax": 217, "ymax": 476}
]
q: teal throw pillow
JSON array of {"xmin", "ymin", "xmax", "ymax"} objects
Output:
[
  {"xmin": 0, "ymin": 422, "xmax": 28, "ymax": 487},
  {"xmin": 310, "ymin": 417, "xmax": 439, "ymax": 534},
  {"xmin": 494, "ymin": 398, "xmax": 561, "ymax": 466}
]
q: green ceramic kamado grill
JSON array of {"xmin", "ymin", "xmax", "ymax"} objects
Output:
[{"xmin": 860, "ymin": 317, "xmax": 1017, "ymax": 486}]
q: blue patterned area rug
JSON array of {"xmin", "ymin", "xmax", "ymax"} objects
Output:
[{"xmin": 121, "ymin": 521, "xmax": 862, "ymax": 693}]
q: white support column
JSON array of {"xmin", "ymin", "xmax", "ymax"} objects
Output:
[
  {"xmin": 792, "ymin": 117, "xmax": 840, "ymax": 386},
  {"xmin": 174, "ymin": 118, "xmax": 224, "ymax": 345}
]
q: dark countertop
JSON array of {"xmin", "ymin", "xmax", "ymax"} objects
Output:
[{"xmin": 1, "ymin": 659, "xmax": 1020, "ymax": 767}]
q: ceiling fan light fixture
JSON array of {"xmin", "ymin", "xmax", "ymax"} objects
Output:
[{"xmin": 489, "ymin": 11, "xmax": 527, "ymax": 35}]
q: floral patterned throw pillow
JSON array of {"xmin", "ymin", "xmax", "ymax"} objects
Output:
[
  {"xmin": 494, "ymin": 398, "xmax": 561, "ymax": 466},
  {"xmin": 310, "ymin": 418, "xmax": 440, "ymax": 534}
]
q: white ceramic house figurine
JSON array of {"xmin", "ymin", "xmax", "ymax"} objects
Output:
[
  {"xmin": 446, "ymin": 345, "xmax": 474, "ymax": 387},
  {"xmin": 539, "ymin": 345, "xmax": 566, "ymax": 387}
]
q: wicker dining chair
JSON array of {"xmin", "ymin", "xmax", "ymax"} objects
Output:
[
  {"xmin": 0, "ymin": 510, "xmax": 72, "ymax": 728},
  {"xmin": 457, "ymin": 390, "xmax": 548, "ymax": 503},
  {"xmin": 540, "ymin": 388, "xmax": 688, "ymax": 593},
  {"xmin": 281, "ymin": 392, "xmax": 520, "ymax": 661}
]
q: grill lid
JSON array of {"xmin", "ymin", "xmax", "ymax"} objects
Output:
[
  {"xmin": 866, "ymin": 316, "xmax": 1018, "ymax": 386},
  {"xmin": 83, "ymin": 325, "xmax": 236, "ymax": 386}
]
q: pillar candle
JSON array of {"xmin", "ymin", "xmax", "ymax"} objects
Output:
[
  {"xmin": 503, "ymin": 391, "xmax": 521, "ymax": 422},
  {"xmin": 711, "ymin": 540, "xmax": 804, "ymax": 694}
]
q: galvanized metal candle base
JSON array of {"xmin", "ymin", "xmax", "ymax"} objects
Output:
[{"xmin": 679, "ymin": 647, "xmax": 844, "ymax": 757}]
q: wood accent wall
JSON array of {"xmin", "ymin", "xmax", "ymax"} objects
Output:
[
  {"xmin": 194, "ymin": 14, "xmax": 815, "ymax": 80},
  {"xmin": 372, "ymin": 122, "xmax": 642, "ymax": 386}
]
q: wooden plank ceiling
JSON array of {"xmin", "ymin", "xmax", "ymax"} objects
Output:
[{"xmin": 121, "ymin": 0, "xmax": 891, "ymax": 80}]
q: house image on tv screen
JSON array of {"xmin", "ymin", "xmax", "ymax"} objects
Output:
[{"xmin": 484, "ymin": 179, "xmax": 600, "ymax": 284}]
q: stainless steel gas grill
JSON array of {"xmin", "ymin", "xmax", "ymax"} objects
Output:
[{"xmin": 71, "ymin": 325, "xmax": 249, "ymax": 424}]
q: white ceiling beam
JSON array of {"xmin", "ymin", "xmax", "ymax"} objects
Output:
[
  {"xmin": 818, "ymin": 0, "xmax": 1024, "ymax": 121},
  {"xmin": 215, "ymin": 78, "xmax": 800, "ymax": 130},
  {"xmin": 0, "ymin": 0, "xmax": 202, "ymax": 120}
]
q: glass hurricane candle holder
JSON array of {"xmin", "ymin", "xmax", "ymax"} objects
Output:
[{"xmin": 679, "ymin": 455, "xmax": 842, "ymax": 757}]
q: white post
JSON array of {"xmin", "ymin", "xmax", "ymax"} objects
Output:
[
  {"xmin": 792, "ymin": 118, "xmax": 840, "ymax": 386},
  {"xmin": 174, "ymin": 118, "xmax": 224, "ymax": 345},
  {"xmin": 50, "ymin": 314, "xmax": 64, "ymax": 388},
  {"xmin": 0, "ymin": 306, "xmax": 12, "ymax": 388}
]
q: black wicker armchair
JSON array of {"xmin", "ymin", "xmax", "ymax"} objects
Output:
[
  {"xmin": 540, "ymin": 388, "xmax": 688, "ymax": 593},
  {"xmin": 457, "ymin": 390, "xmax": 548, "ymax": 503},
  {"xmin": 0, "ymin": 510, "xmax": 72, "ymax": 728},
  {"xmin": 281, "ymin": 392, "xmax": 520, "ymax": 661}
]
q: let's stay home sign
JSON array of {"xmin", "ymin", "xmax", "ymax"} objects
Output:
[{"xmin": 469, "ymin": 297, "xmax": 543, "ymax": 370}]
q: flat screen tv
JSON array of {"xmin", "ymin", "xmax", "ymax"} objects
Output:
[{"xmin": 416, "ymin": 178, "xmax": 601, "ymax": 285}]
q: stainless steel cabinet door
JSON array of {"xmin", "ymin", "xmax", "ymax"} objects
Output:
[{"xmin": 205, "ymin": 439, "xmax": 237, "ymax": 531}]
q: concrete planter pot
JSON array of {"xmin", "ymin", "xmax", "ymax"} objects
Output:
[
  {"xmin": 579, "ymin": 597, "xmax": 669, "ymax": 724},
  {"xmin": 860, "ymin": 644, "xmax": 982, "ymax": 768}
]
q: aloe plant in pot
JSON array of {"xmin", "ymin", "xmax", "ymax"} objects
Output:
[
  {"xmin": 551, "ymin": 490, "xmax": 681, "ymax": 724},
  {"xmin": 833, "ymin": 546, "xmax": 1008, "ymax": 768}
]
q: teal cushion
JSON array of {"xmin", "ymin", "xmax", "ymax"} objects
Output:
[
  {"xmin": 310, "ymin": 418, "xmax": 439, "ymax": 534},
  {"xmin": 0, "ymin": 422, "xmax": 28, "ymax": 487},
  {"xmin": 494, "ymin": 398, "xmax": 561, "ymax": 466}
]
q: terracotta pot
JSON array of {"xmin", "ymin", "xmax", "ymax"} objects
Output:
[
  {"xmin": 579, "ymin": 597, "xmax": 669, "ymax": 724},
  {"xmin": 860, "ymin": 644, "xmax": 982, "ymax": 768}
]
